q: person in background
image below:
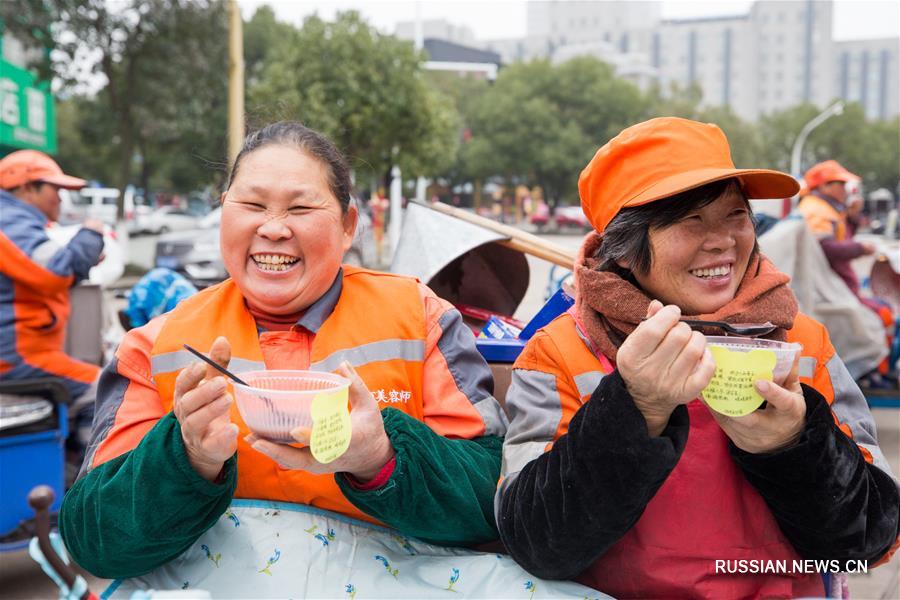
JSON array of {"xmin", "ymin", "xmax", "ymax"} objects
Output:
[
  {"xmin": 799, "ymin": 162, "xmax": 895, "ymax": 388},
  {"xmin": 797, "ymin": 160, "xmax": 875, "ymax": 295},
  {"xmin": 495, "ymin": 118, "xmax": 899, "ymax": 598},
  {"xmin": 0, "ymin": 150, "xmax": 105, "ymax": 482}
]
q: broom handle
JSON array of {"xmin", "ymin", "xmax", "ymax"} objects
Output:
[{"xmin": 417, "ymin": 201, "xmax": 576, "ymax": 269}]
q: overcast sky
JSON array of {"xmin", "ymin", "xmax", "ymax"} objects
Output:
[{"xmin": 239, "ymin": 0, "xmax": 900, "ymax": 42}]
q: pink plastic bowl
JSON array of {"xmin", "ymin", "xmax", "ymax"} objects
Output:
[{"xmin": 232, "ymin": 370, "xmax": 350, "ymax": 443}]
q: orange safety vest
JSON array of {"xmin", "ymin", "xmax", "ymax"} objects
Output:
[
  {"xmin": 149, "ymin": 266, "xmax": 429, "ymax": 523},
  {"xmin": 797, "ymin": 194, "xmax": 847, "ymax": 241},
  {"xmin": 0, "ymin": 232, "xmax": 99, "ymax": 389},
  {"xmin": 516, "ymin": 308, "xmax": 867, "ymax": 599}
]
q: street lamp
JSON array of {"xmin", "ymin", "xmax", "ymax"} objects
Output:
[{"xmin": 789, "ymin": 101, "xmax": 844, "ymax": 179}]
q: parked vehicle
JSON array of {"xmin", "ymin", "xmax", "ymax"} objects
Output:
[
  {"xmin": 554, "ymin": 204, "xmax": 591, "ymax": 231},
  {"xmin": 59, "ymin": 187, "xmax": 151, "ymax": 234},
  {"xmin": 136, "ymin": 206, "xmax": 202, "ymax": 235},
  {"xmin": 529, "ymin": 201, "xmax": 551, "ymax": 231}
]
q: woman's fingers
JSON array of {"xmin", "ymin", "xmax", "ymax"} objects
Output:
[
  {"xmin": 289, "ymin": 426, "xmax": 312, "ymax": 445},
  {"xmin": 205, "ymin": 336, "xmax": 232, "ymax": 381},
  {"xmin": 181, "ymin": 393, "xmax": 233, "ymax": 434},
  {"xmin": 684, "ymin": 348, "xmax": 717, "ymax": 396},
  {"xmin": 645, "ymin": 299, "xmax": 664, "ymax": 318},
  {"xmin": 250, "ymin": 438, "xmax": 316, "ymax": 471},
  {"xmin": 754, "ymin": 379, "xmax": 804, "ymax": 413},
  {"xmin": 624, "ymin": 304, "xmax": 682, "ymax": 361},
  {"xmin": 654, "ymin": 321, "xmax": 696, "ymax": 371},
  {"xmin": 174, "ymin": 362, "xmax": 206, "ymax": 401},
  {"xmin": 177, "ymin": 377, "xmax": 227, "ymax": 417},
  {"xmin": 203, "ymin": 421, "xmax": 239, "ymax": 452},
  {"xmin": 667, "ymin": 330, "xmax": 708, "ymax": 380}
]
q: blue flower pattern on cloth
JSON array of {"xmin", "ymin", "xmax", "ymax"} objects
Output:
[
  {"xmin": 224, "ymin": 509, "xmax": 240, "ymax": 527},
  {"xmin": 374, "ymin": 555, "xmax": 400, "ymax": 579},
  {"xmin": 200, "ymin": 544, "xmax": 220, "ymax": 567},
  {"xmin": 306, "ymin": 524, "xmax": 336, "ymax": 547},
  {"xmin": 258, "ymin": 548, "xmax": 281, "ymax": 575},
  {"xmin": 445, "ymin": 567, "xmax": 460, "ymax": 592},
  {"xmin": 105, "ymin": 501, "xmax": 610, "ymax": 598},
  {"xmin": 390, "ymin": 534, "xmax": 416, "ymax": 555}
]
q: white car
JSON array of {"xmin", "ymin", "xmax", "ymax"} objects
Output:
[
  {"xmin": 138, "ymin": 206, "xmax": 202, "ymax": 235},
  {"xmin": 59, "ymin": 187, "xmax": 152, "ymax": 234}
]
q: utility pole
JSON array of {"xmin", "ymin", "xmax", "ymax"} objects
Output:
[
  {"xmin": 228, "ymin": 0, "xmax": 245, "ymax": 168},
  {"xmin": 389, "ymin": 165, "xmax": 402, "ymax": 260}
]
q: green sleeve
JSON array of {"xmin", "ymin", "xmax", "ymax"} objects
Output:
[
  {"xmin": 59, "ymin": 412, "xmax": 237, "ymax": 579},
  {"xmin": 335, "ymin": 407, "xmax": 503, "ymax": 546}
]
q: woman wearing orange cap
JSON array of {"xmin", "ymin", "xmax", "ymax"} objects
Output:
[{"xmin": 495, "ymin": 118, "xmax": 899, "ymax": 598}]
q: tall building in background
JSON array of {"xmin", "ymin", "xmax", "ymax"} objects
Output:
[
  {"xmin": 836, "ymin": 38, "xmax": 899, "ymax": 120},
  {"xmin": 395, "ymin": 19, "xmax": 477, "ymax": 47},
  {"xmin": 469, "ymin": 0, "xmax": 897, "ymax": 121}
]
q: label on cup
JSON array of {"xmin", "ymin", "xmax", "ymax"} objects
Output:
[
  {"xmin": 309, "ymin": 388, "xmax": 352, "ymax": 463},
  {"xmin": 702, "ymin": 347, "xmax": 776, "ymax": 417}
]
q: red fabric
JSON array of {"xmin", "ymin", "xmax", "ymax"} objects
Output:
[
  {"xmin": 344, "ymin": 456, "xmax": 396, "ymax": 491},
  {"xmin": 246, "ymin": 303, "xmax": 306, "ymax": 332},
  {"xmin": 577, "ymin": 401, "xmax": 824, "ymax": 599}
]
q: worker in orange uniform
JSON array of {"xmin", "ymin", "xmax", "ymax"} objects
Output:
[
  {"xmin": 798, "ymin": 160, "xmax": 895, "ymax": 387},
  {"xmin": 0, "ymin": 150, "xmax": 105, "ymax": 481}
]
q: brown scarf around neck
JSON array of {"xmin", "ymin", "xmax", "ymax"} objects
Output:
[{"xmin": 573, "ymin": 231, "xmax": 799, "ymax": 361}]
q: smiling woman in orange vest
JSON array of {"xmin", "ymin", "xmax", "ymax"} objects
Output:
[
  {"xmin": 495, "ymin": 118, "xmax": 899, "ymax": 599},
  {"xmin": 59, "ymin": 122, "xmax": 508, "ymax": 579}
]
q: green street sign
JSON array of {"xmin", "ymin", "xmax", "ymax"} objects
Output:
[{"xmin": 0, "ymin": 59, "xmax": 57, "ymax": 154}]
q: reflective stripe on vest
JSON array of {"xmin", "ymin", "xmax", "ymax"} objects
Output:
[
  {"xmin": 151, "ymin": 351, "xmax": 265, "ymax": 376},
  {"xmin": 310, "ymin": 339, "xmax": 425, "ymax": 372}
]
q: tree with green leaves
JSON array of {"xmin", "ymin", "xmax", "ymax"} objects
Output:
[
  {"xmin": 759, "ymin": 103, "xmax": 900, "ymax": 192},
  {"xmin": 460, "ymin": 57, "xmax": 646, "ymax": 206},
  {"xmin": 5, "ymin": 0, "xmax": 229, "ymax": 214},
  {"xmin": 243, "ymin": 5, "xmax": 295, "ymax": 86},
  {"xmin": 248, "ymin": 11, "xmax": 459, "ymax": 188}
]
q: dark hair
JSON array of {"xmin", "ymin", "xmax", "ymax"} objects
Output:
[
  {"xmin": 226, "ymin": 121, "xmax": 353, "ymax": 212},
  {"xmin": 597, "ymin": 178, "xmax": 757, "ymax": 278}
]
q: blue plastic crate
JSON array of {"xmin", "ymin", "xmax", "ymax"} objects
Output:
[
  {"xmin": 0, "ymin": 404, "xmax": 67, "ymax": 536},
  {"xmin": 475, "ymin": 287, "xmax": 575, "ymax": 364}
]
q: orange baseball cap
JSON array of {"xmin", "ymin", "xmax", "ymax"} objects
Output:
[
  {"xmin": 0, "ymin": 149, "xmax": 87, "ymax": 190},
  {"xmin": 803, "ymin": 160, "xmax": 859, "ymax": 191},
  {"xmin": 578, "ymin": 117, "xmax": 799, "ymax": 233}
]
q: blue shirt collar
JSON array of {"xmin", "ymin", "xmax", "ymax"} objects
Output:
[{"xmin": 295, "ymin": 268, "xmax": 343, "ymax": 333}]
